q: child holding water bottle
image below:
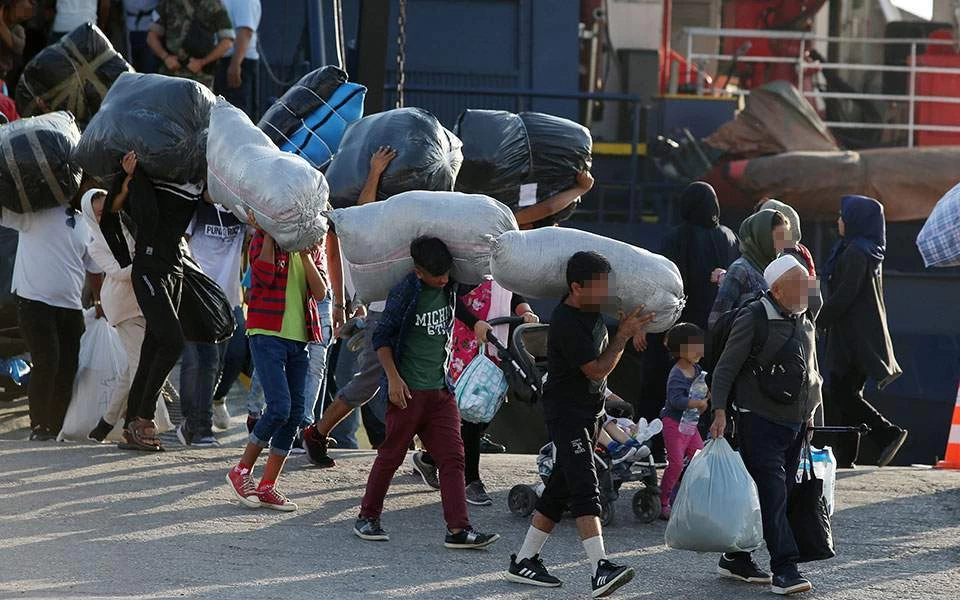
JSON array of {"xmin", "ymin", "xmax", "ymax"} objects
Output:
[{"xmin": 660, "ymin": 322, "xmax": 709, "ymax": 519}]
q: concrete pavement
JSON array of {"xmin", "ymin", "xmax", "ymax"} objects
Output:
[{"xmin": 0, "ymin": 411, "xmax": 958, "ymax": 600}]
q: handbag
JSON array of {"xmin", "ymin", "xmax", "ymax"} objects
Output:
[
  {"xmin": 454, "ymin": 345, "xmax": 508, "ymax": 424},
  {"xmin": 179, "ymin": 255, "xmax": 237, "ymax": 344},
  {"xmin": 180, "ymin": 0, "xmax": 216, "ymax": 60},
  {"xmin": 787, "ymin": 443, "xmax": 836, "ymax": 562}
]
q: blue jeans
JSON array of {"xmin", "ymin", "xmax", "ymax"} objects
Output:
[
  {"xmin": 213, "ymin": 306, "xmax": 247, "ymax": 403},
  {"xmin": 733, "ymin": 411, "xmax": 806, "ymax": 577},
  {"xmin": 180, "ymin": 340, "xmax": 227, "ymax": 438},
  {"xmin": 301, "ymin": 295, "xmax": 334, "ymax": 429},
  {"xmin": 248, "ymin": 334, "xmax": 309, "ymax": 456}
]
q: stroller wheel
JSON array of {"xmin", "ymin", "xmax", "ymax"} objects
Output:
[
  {"xmin": 508, "ymin": 484, "xmax": 538, "ymax": 518},
  {"xmin": 632, "ymin": 487, "xmax": 661, "ymax": 523},
  {"xmin": 600, "ymin": 499, "xmax": 616, "ymax": 527}
]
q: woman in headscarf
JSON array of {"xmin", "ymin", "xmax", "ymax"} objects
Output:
[
  {"xmin": 707, "ymin": 208, "xmax": 792, "ymax": 329},
  {"xmin": 662, "ymin": 182, "xmax": 741, "ymax": 329},
  {"xmin": 637, "ymin": 182, "xmax": 741, "ymax": 457},
  {"xmin": 820, "ymin": 195, "xmax": 905, "ymax": 468},
  {"xmin": 80, "ymin": 187, "xmax": 141, "ymax": 442}
]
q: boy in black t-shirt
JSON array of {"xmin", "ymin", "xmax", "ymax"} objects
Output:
[{"xmin": 506, "ymin": 251, "xmax": 654, "ymax": 598}]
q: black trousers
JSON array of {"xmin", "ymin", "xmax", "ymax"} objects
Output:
[
  {"xmin": 826, "ymin": 368, "xmax": 893, "ymax": 463},
  {"xmin": 214, "ymin": 58, "xmax": 258, "ymax": 119},
  {"xmin": 731, "ymin": 412, "xmax": 806, "ymax": 577},
  {"xmin": 127, "ymin": 268, "xmax": 184, "ymax": 425},
  {"xmin": 535, "ymin": 415, "xmax": 603, "ymax": 523},
  {"xmin": 16, "ymin": 296, "xmax": 84, "ymax": 433}
]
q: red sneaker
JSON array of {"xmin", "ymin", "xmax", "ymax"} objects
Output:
[
  {"xmin": 258, "ymin": 485, "xmax": 298, "ymax": 512},
  {"xmin": 226, "ymin": 468, "xmax": 261, "ymax": 509}
]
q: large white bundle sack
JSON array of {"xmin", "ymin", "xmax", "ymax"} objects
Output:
[
  {"xmin": 490, "ymin": 228, "xmax": 685, "ymax": 333},
  {"xmin": 207, "ymin": 98, "xmax": 329, "ymax": 252},
  {"xmin": 329, "ymin": 191, "xmax": 518, "ymax": 303}
]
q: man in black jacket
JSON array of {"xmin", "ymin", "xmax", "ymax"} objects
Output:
[{"xmin": 709, "ymin": 254, "xmax": 822, "ymax": 596}]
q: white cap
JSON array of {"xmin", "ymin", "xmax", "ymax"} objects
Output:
[{"xmin": 764, "ymin": 254, "xmax": 807, "ymax": 287}]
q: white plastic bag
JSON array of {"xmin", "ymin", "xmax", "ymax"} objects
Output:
[
  {"xmin": 490, "ymin": 228, "xmax": 686, "ymax": 333},
  {"xmin": 798, "ymin": 445, "xmax": 837, "ymax": 516},
  {"xmin": 455, "ymin": 352, "xmax": 508, "ymax": 424},
  {"xmin": 329, "ymin": 190, "xmax": 518, "ymax": 303},
  {"xmin": 665, "ymin": 438, "xmax": 764, "ymax": 553},
  {"xmin": 59, "ymin": 311, "xmax": 127, "ymax": 442}
]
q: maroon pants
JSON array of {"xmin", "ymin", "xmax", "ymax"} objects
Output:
[{"xmin": 360, "ymin": 388, "xmax": 470, "ymax": 529}]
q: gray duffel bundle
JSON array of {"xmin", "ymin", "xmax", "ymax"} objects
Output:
[
  {"xmin": 490, "ymin": 228, "xmax": 685, "ymax": 333},
  {"xmin": 207, "ymin": 98, "xmax": 329, "ymax": 252},
  {"xmin": 329, "ymin": 191, "xmax": 518, "ymax": 302}
]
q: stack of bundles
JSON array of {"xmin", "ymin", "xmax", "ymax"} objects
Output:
[
  {"xmin": 0, "ymin": 111, "xmax": 82, "ymax": 214},
  {"xmin": 75, "ymin": 73, "xmax": 215, "ymax": 188},
  {"xmin": 258, "ymin": 66, "xmax": 366, "ymax": 170},
  {"xmin": 454, "ymin": 110, "xmax": 592, "ymax": 224},
  {"xmin": 325, "ymin": 107, "xmax": 463, "ymax": 208},
  {"xmin": 917, "ymin": 182, "xmax": 960, "ymax": 268},
  {"xmin": 329, "ymin": 191, "xmax": 518, "ymax": 302},
  {"xmin": 490, "ymin": 228, "xmax": 685, "ymax": 333},
  {"xmin": 207, "ymin": 98, "xmax": 329, "ymax": 252},
  {"xmin": 16, "ymin": 23, "xmax": 133, "ymax": 123}
]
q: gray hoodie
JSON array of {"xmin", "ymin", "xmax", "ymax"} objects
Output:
[{"xmin": 711, "ymin": 292, "xmax": 823, "ymax": 425}]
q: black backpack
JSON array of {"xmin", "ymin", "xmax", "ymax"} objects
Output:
[{"xmin": 706, "ymin": 294, "xmax": 807, "ymax": 406}]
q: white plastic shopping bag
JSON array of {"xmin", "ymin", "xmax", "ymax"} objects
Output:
[
  {"xmin": 665, "ymin": 438, "xmax": 764, "ymax": 553},
  {"xmin": 58, "ymin": 311, "xmax": 127, "ymax": 442},
  {"xmin": 798, "ymin": 445, "xmax": 837, "ymax": 516},
  {"xmin": 455, "ymin": 352, "xmax": 508, "ymax": 424}
]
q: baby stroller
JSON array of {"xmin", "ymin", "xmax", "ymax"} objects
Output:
[{"xmin": 484, "ymin": 318, "xmax": 662, "ymax": 526}]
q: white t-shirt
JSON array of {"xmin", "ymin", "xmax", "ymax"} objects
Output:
[
  {"xmin": 123, "ymin": 0, "xmax": 159, "ymax": 33},
  {"xmin": 52, "ymin": 0, "xmax": 98, "ymax": 33},
  {"xmin": 222, "ymin": 0, "xmax": 261, "ymax": 60},
  {"xmin": 1, "ymin": 206, "xmax": 98, "ymax": 310},
  {"xmin": 186, "ymin": 203, "xmax": 245, "ymax": 307}
]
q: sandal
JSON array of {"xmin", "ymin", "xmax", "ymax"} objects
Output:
[{"xmin": 119, "ymin": 418, "xmax": 165, "ymax": 452}]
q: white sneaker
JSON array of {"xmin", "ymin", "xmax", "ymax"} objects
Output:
[{"xmin": 213, "ymin": 402, "xmax": 232, "ymax": 430}]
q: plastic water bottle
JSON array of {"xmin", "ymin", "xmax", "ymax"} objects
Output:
[{"xmin": 680, "ymin": 372, "xmax": 708, "ymax": 436}]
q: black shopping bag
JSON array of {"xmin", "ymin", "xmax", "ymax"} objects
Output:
[
  {"xmin": 787, "ymin": 445, "xmax": 836, "ymax": 562},
  {"xmin": 179, "ymin": 255, "xmax": 236, "ymax": 344}
]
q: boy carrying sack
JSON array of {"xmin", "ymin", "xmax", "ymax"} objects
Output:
[{"xmin": 353, "ymin": 236, "xmax": 500, "ymax": 550}]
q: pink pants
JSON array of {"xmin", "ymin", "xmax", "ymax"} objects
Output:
[{"xmin": 660, "ymin": 416, "xmax": 705, "ymax": 507}]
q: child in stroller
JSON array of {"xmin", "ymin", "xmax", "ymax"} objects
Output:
[{"xmin": 485, "ymin": 317, "xmax": 663, "ymax": 526}]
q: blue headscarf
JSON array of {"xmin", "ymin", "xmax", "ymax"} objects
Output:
[{"xmin": 823, "ymin": 195, "xmax": 886, "ymax": 280}]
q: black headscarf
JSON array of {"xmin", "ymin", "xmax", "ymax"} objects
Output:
[{"xmin": 661, "ymin": 181, "xmax": 740, "ymax": 328}]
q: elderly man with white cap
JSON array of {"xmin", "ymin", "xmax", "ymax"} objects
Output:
[{"xmin": 708, "ymin": 254, "xmax": 823, "ymax": 596}]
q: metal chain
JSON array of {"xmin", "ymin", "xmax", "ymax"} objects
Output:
[{"xmin": 395, "ymin": 0, "xmax": 407, "ymax": 108}]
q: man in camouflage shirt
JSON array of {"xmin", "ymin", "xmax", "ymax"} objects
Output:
[{"xmin": 147, "ymin": 0, "xmax": 234, "ymax": 89}]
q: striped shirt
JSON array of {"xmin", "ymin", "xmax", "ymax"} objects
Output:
[{"xmin": 246, "ymin": 230, "xmax": 326, "ymax": 344}]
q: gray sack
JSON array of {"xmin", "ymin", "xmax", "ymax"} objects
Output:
[
  {"xmin": 207, "ymin": 98, "xmax": 329, "ymax": 252},
  {"xmin": 329, "ymin": 191, "xmax": 518, "ymax": 303},
  {"xmin": 490, "ymin": 228, "xmax": 685, "ymax": 333}
]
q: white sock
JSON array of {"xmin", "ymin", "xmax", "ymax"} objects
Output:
[
  {"xmin": 516, "ymin": 526, "xmax": 550, "ymax": 561},
  {"xmin": 582, "ymin": 536, "xmax": 607, "ymax": 576}
]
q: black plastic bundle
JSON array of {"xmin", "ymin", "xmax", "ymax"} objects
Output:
[
  {"xmin": 324, "ymin": 107, "xmax": 463, "ymax": 208},
  {"xmin": 258, "ymin": 66, "xmax": 347, "ymax": 147},
  {"xmin": 16, "ymin": 23, "xmax": 133, "ymax": 123},
  {"xmin": 0, "ymin": 111, "xmax": 83, "ymax": 213},
  {"xmin": 179, "ymin": 256, "xmax": 237, "ymax": 344},
  {"xmin": 75, "ymin": 73, "xmax": 215, "ymax": 188},
  {"xmin": 454, "ymin": 110, "xmax": 592, "ymax": 212}
]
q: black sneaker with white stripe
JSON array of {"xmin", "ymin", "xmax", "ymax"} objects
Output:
[
  {"xmin": 443, "ymin": 526, "xmax": 500, "ymax": 549},
  {"xmin": 353, "ymin": 517, "xmax": 389, "ymax": 541},
  {"xmin": 505, "ymin": 554, "xmax": 562, "ymax": 588},
  {"xmin": 592, "ymin": 559, "xmax": 635, "ymax": 598}
]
